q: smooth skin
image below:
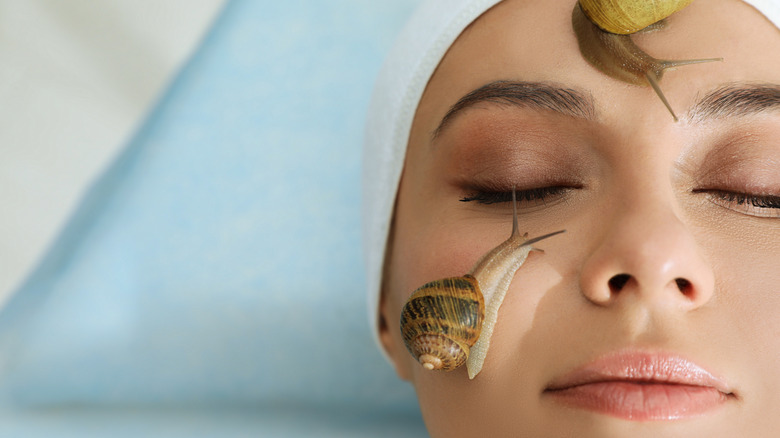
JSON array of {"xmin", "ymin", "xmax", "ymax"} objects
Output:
[{"xmin": 379, "ymin": 0, "xmax": 780, "ymax": 436}]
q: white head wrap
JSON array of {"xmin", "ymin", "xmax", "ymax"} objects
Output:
[{"xmin": 362, "ymin": 0, "xmax": 780, "ymax": 358}]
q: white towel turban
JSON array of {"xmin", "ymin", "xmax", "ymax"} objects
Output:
[{"xmin": 362, "ymin": 0, "xmax": 780, "ymax": 358}]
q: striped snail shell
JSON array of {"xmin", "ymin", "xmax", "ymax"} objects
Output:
[
  {"xmin": 400, "ymin": 275, "xmax": 484, "ymax": 371},
  {"xmin": 399, "ymin": 190, "xmax": 565, "ymax": 377},
  {"xmin": 578, "ymin": 0, "xmax": 694, "ymax": 34}
]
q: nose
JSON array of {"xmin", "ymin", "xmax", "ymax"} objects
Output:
[{"xmin": 579, "ymin": 200, "xmax": 715, "ymax": 311}]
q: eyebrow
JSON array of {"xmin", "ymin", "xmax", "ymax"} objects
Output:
[
  {"xmin": 686, "ymin": 84, "xmax": 780, "ymax": 122},
  {"xmin": 433, "ymin": 80, "xmax": 596, "ymax": 139}
]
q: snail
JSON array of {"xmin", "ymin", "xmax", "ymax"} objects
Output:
[
  {"xmin": 400, "ymin": 190, "xmax": 565, "ymax": 379},
  {"xmin": 573, "ymin": 0, "xmax": 722, "ymax": 121}
]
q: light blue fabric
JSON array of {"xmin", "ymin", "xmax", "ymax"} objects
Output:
[{"xmin": 0, "ymin": 0, "xmax": 426, "ymax": 435}]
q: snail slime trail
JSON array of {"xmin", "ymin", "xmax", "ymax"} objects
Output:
[
  {"xmin": 573, "ymin": 0, "xmax": 722, "ymax": 121},
  {"xmin": 400, "ymin": 190, "xmax": 565, "ymax": 379}
]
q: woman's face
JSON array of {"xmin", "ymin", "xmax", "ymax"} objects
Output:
[{"xmin": 379, "ymin": 0, "xmax": 780, "ymax": 436}]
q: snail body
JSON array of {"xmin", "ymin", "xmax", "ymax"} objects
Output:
[
  {"xmin": 573, "ymin": 1, "xmax": 722, "ymax": 121},
  {"xmin": 400, "ymin": 192, "xmax": 565, "ymax": 379}
]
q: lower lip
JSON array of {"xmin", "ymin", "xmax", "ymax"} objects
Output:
[{"xmin": 546, "ymin": 381, "xmax": 730, "ymax": 421}]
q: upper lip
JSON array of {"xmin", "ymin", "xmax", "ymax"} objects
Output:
[{"xmin": 544, "ymin": 350, "xmax": 735, "ymax": 396}]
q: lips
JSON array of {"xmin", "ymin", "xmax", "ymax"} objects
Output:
[{"xmin": 543, "ymin": 351, "xmax": 736, "ymax": 421}]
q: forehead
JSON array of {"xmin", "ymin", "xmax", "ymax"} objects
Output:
[{"xmin": 411, "ymin": 0, "xmax": 780, "ymax": 137}]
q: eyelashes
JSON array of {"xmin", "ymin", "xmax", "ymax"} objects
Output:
[
  {"xmin": 694, "ymin": 189, "xmax": 780, "ymax": 218},
  {"xmin": 460, "ymin": 186, "xmax": 572, "ymax": 205}
]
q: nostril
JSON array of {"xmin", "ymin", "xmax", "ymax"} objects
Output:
[
  {"xmin": 608, "ymin": 274, "xmax": 631, "ymax": 293},
  {"xmin": 675, "ymin": 278, "xmax": 693, "ymax": 296}
]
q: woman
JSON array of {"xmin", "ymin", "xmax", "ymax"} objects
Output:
[{"xmin": 363, "ymin": 0, "xmax": 780, "ymax": 436}]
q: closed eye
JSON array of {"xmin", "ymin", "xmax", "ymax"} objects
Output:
[
  {"xmin": 460, "ymin": 186, "xmax": 573, "ymax": 206},
  {"xmin": 693, "ymin": 189, "xmax": 780, "ymax": 218}
]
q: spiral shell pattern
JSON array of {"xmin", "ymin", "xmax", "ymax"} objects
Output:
[
  {"xmin": 578, "ymin": 0, "xmax": 694, "ymax": 34},
  {"xmin": 400, "ymin": 275, "xmax": 485, "ymax": 371}
]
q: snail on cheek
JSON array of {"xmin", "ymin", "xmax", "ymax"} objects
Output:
[
  {"xmin": 399, "ymin": 191, "xmax": 565, "ymax": 379},
  {"xmin": 573, "ymin": 0, "xmax": 722, "ymax": 121}
]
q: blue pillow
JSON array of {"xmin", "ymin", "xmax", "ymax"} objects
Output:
[{"xmin": 0, "ymin": 0, "xmax": 427, "ymax": 436}]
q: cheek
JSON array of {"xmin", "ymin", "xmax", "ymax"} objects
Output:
[
  {"xmin": 411, "ymin": 354, "xmax": 553, "ymax": 437},
  {"xmin": 389, "ymin": 207, "xmax": 505, "ymax": 302},
  {"xmin": 709, "ymin": 243, "xmax": 780, "ymax": 408}
]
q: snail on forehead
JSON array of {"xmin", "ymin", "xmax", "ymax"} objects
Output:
[
  {"xmin": 573, "ymin": 0, "xmax": 723, "ymax": 121},
  {"xmin": 400, "ymin": 190, "xmax": 565, "ymax": 379}
]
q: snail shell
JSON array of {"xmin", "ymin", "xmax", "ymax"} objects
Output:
[
  {"xmin": 578, "ymin": 0, "xmax": 694, "ymax": 34},
  {"xmin": 400, "ymin": 275, "xmax": 484, "ymax": 371}
]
